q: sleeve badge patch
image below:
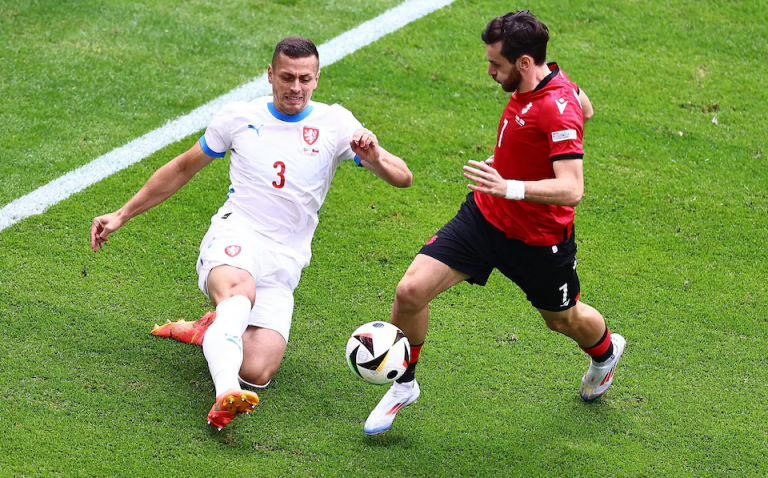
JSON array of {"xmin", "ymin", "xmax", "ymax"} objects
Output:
[{"xmin": 551, "ymin": 129, "xmax": 577, "ymax": 142}]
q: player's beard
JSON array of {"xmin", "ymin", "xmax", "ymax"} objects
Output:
[{"xmin": 501, "ymin": 65, "xmax": 522, "ymax": 93}]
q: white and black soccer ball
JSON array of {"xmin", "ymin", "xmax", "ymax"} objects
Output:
[{"xmin": 346, "ymin": 321, "xmax": 410, "ymax": 385}]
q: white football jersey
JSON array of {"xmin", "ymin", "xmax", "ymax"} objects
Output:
[{"xmin": 200, "ymin": 96, "xmax": 362, "ymax": 265}]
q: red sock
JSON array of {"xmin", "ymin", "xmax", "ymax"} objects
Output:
[
  {"xmin": 409, "ymin": 343, "xmax": 422, "ymax": 364},
  {"xmin": 397, "ymin": 343, "xmax": 423, "ymax": 383},
  {"xmin": 581, "ymin": 327, "xmax": 613, "ymax": 363}
]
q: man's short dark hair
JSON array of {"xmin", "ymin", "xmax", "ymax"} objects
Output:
[
  {"xmin": 272, "ymin": 36, "xmax": 319, "ymax": 66},
  {"xmin": 481, "ymin": 10, "xmax": 549, "ymax": 65}
]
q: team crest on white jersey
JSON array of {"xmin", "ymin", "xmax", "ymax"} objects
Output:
[
  {"xmin": 225, "ymin": 245, "xmax": 241, "ymax": 257},
  {"xmin": 303, "ymin": 127, "xmax": 319, "ymax": 145}
]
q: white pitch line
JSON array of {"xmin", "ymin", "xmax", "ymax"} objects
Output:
[{"xmin": 0, "ymin": 0, "xmax": 455, "ymax": 232}]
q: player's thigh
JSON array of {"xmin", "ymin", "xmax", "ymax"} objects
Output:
[
  {"xmin": 397, "ymin": 253, "xmax": 470, "ymax": 305},
  {"xmin": 196, "ymin": 220, "xmax": 258, "ymax": 304},
  {"xmin": 240, "ymin": 327, "xmax": 287, "ymax": 385},
  {"xmin": 416, "ymin": 193, "xmax": 497, "ymax": 287},
  {"xmin": 498, "ymin": 236, "xmax": 580, "ymax": 312}
]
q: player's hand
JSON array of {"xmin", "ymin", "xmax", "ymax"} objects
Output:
[
  {"xmin": 350, "ymin": 128, "xmax": 382, "ymax": 164},
  {"xmin": 485, "ymin": 155, "xmax": 494, "ymax": 165},
  {"xmin": 90, "ymin": 211, "xmax": 124, "ymax": 252},
  {"xmin": 463, "ymin": 160, "xmax": 507, "ymax": 197}
]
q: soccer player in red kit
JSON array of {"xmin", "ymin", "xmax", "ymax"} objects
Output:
[{"xmin": 363, "ymin": 10, "xmax": 625, "ymax": 435}]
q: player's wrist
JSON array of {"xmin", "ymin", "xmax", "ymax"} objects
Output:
[
  {"xmin": 114, "ymin": 208, "xmax": 131, "ymax": 225},
  {"xmin": 365, "ymin": 150, "xmax": 383, "ymax": 164},
  {"xmin": 505, "ymin": 180, "xmax": 525, "ymax": 200}
]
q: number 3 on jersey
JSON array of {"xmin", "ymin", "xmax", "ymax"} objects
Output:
[{"xmin": 273, "ymin": 161, "xmax": 286, "ymax": 189}]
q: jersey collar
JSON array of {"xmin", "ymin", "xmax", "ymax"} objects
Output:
[
  {"xmin": 267, "ymin": 102, "xmax": 314, "ymax": 122},
  {"xmin": 532, "ymin": 62, "xmax": 560, "ymax": 93}
]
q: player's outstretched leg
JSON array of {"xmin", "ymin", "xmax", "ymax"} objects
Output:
[
  {"xmin": 580, "ymin": 334, "xmax": 626, "ymax": 402},
  {"xmin": 207, "ymin": 388, "xmax": 260, "ymax": 430},
  {"xmin": 151, "ymin": 311, "xmax": 216, "ymax": 346},
  {"xmin": 363, "ymin": 380, "xmax": 420, "ymax": 435}
]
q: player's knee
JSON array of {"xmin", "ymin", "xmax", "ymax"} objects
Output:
[
  {"xmin": 208, "ymin": 266, "xmax": 255, "ymax": 305},
  {"xmin": 545, "ymin": 316, "xmax": 572, "ymax": 334},
  {"xmin": 394, "ymin": 279, "xmax": 429, "ymax": 312},
  {"xmin": 542, "ymin": 307, "xmax": 577, "ymax": 334},
  {"xmin": 239, "ymin": 365, "xmax": 277, "ymax": 387}
]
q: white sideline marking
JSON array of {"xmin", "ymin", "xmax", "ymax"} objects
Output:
[{"xmin": 0, "ymin": 0, "xmax": 455, "ymax": 232}]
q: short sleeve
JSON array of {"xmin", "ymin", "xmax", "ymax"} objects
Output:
[
  {"xmin": 200, "ymin": 103, "xmax": 240, "ymax": 158},
  {"xmin": 541, "ymin": 88, "xmax": 585, "ymax": 161},
  {"xmin": 330, "ymin": 104, "xmax": 363, "ymax": 162}
]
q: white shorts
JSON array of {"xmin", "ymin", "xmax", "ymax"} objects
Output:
[{"xmin": 196, "ymin": 211, "xmax": 304, "ymax": 343}]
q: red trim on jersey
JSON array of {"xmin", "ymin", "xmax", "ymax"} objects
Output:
[{"xmin": 475, "ymin": 63, "xmax": 585, "ymax": 246}]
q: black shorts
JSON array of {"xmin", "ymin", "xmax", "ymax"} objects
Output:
[{"xmin": 419, "ymin": 193, "xmax": 580, "ymax": 312}]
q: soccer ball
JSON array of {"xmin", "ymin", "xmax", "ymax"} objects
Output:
[{"xmin": 346, "ymin": 321, "xmax": 410, "ymax": 385}]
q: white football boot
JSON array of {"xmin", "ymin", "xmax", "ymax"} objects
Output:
[
  {"xmin": 580, "ymin": 334, "xmax": 626, "ymax": 402},
  {"xmin": 364, "ymin": 380, "xmax": 421, "ymax": 435}
]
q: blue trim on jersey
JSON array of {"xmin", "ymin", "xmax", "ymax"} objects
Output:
[
  {"xmin": 354, "ymin": 155, "xmax": 363, "ymax": 167},
  {"xmin": 199, "ymin": 135, "xmax": 225, "ymax": 158},
  {"xmin": 267, "ymin": 102, "xmax": 314, "ymax": 122}
]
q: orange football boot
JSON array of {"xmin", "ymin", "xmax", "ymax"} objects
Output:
[
  {"xmin": 151, "ymin": 311, "xmax": 216, "ymax": 346},
  {"xmin": 207, "ymin": 389, "xmax": 260, "ymax": 430}
]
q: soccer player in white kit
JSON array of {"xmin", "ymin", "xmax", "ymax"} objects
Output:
[{"xmin": 90, "ymin": 37, "xmax": 413, "ymax": 430}]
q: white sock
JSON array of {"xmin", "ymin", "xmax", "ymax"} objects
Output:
[
  {"xmin": 202, "ymin": 295, "xmax": 252, "ymax": 397},
  {"xmin": 239, "ymin": 376, "xmax": 271, "ymax": 389}
]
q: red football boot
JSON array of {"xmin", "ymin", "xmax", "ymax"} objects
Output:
[
  {"xmin": 207, "ymin": 389, "xmax": 260, "ymax": 430},
  {"xmin": 151, "ymin": 311, "xmax": 216, "ymax": 346}
]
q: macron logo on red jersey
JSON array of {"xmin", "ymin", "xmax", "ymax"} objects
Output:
[{"xmin": 556, "ymin": 97, "xmax": 568, "ymax": 114}]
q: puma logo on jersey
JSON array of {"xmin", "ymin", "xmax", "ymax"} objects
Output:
[
  {"xmin": 556, "ymin": 98, "xmax": 568, "ymax": 114},
  {"xmin": 248, "ymin": 124, "xmax": 264, "ymax": 135}
]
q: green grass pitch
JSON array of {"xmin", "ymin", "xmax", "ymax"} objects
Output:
[{"xmin": 1, "ymin": 0, "xmax": 767, "ymax": 476}]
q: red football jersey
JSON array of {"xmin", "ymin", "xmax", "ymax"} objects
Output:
[{"xmin": 475, "ymin": 63, "xmax": 585, "ymax": 246}]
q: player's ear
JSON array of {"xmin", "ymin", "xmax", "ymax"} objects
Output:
[
  {"xmin": 268, "ymin": 64, "xmax": 274, "ymax": 84},
  {"xmin": 315, "ymin": 69, "xmax": 321, "ymax": 85}
]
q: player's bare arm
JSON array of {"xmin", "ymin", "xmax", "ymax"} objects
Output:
[
  {"xmin": 580, "ymin": 89, "xmax": 594, "ymax": 122},
  {"xmin": 521, "ymin": 159, "xmax": 583, "ymax": 206},
  {"xmin": 350, "ymin": 128, "xmax": 412, "ymax": 188},
  {"xmin": 463, "ymin": 158, "xmax": 583, "ymax": 206},
  {"xmin": 90, "ymin": 142, "xmax": 215, "ymax": 252}
]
